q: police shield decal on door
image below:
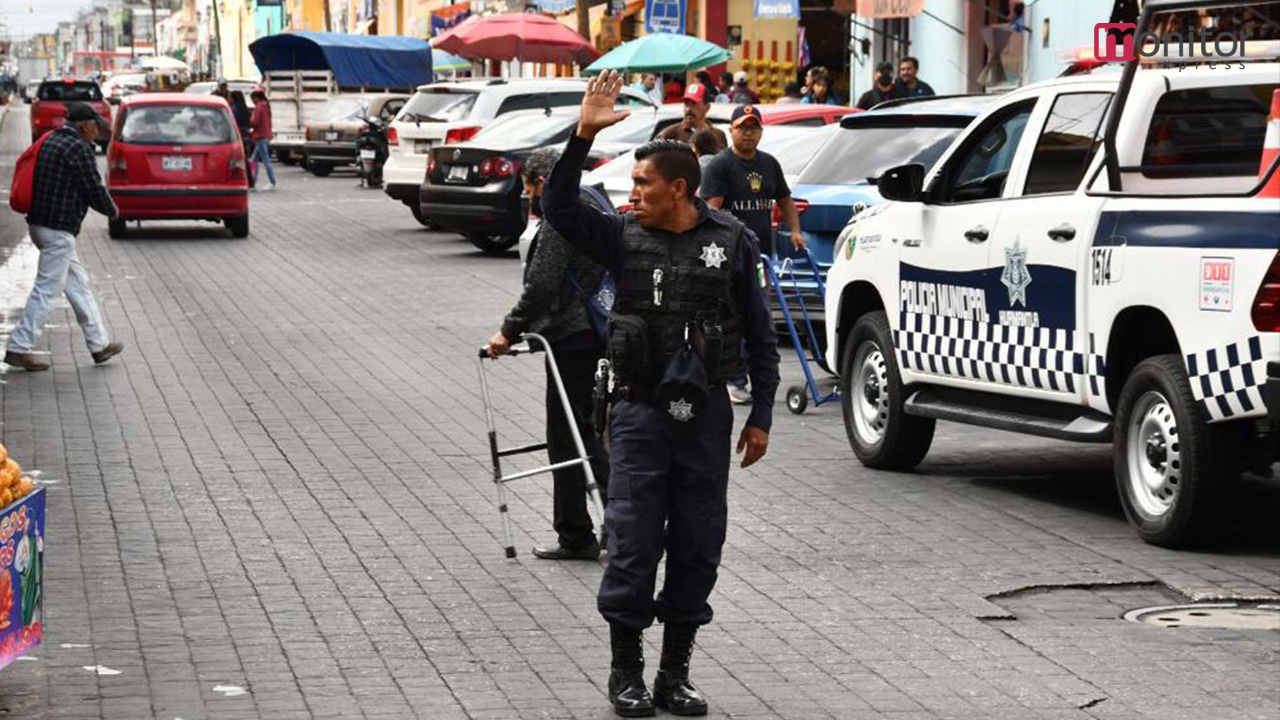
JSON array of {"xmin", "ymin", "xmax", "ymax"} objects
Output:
[
  {"xmin": 1001, "ymin": 241, "xmax": 1031, "ymax": 309},
  {"xmin": 897, "ymin": 253, "xmax": 1080, "ymax": 393}
]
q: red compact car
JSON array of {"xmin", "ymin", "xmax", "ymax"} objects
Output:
[
  {"xmin": 755, "ymin": 104, "xmax": 859, "ymax": 126},
  {"xmin": 106, "ymin": 94, "xmax": 250, "ymax": 238},
  {"xmin": 30, "ymin": 78, "xmax": 113, "ymax": 152}
]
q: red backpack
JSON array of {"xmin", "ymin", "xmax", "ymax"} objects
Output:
[{"xmin": 8, "ymin": 133, "xmax": 52, "ymax": 215}]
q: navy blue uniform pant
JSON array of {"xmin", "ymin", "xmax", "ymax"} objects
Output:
[{"xmin": 598, "ymin": 386, "xmax": 732, "ymax": 630}]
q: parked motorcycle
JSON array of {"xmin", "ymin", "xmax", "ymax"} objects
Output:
[{"xmin": 355, "ymin": 116, "xmax": 389, "ymax": 189}]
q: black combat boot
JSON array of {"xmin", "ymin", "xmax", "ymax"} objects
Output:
[
  {"xmin": 653, "ymin": 622, "xmax": 708, "ymax": 716},
  {"xmin": 607, "ymin": 623, "xmax": 655, "ymax": 717}
]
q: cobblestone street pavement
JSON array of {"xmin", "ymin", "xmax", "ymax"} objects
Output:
[{"xmin": 0, "ymin": 107, "xmax": 1277, "ymax": 719}]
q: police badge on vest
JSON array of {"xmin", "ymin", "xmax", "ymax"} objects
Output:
[{"xmin": 596, "ymin": 215, "xmax": 745, "ymax": 424}]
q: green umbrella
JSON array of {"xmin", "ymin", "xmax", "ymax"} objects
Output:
[
  {"xmin": 584, "ymin": 34, "xmax": 732, "ymax": 76},
  {"xmin": 432, "ymin": 49, "xmax": 473, "ymax": 73}
]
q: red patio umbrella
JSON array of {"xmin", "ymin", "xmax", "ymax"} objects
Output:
[{"xmin": 430, "ymin": 13, "xmax": 600, "ymax": 66}]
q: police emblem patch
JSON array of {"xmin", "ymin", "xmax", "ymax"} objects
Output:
[
  {"xmin": 700, "ymin": 242, "xmax": 727, "ymax": 269},
  {"xmin": 668, "ymin": 397, "xmax": 695, "ymax": 422},
  {"xmin": 1001, "ymin": 241, "xmax": 1032, "ymax": 307}
]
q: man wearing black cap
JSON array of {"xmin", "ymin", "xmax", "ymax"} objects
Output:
[
  {"xmin": 857, "ymin": 61, "xmax": 901, "ymax": 110},
  {"xmin": 701, "ymin": 104, "xmax": 804, "ymax": 405},
  {"xmin": 5, "ymin": 102, "xmax": 124, "ymax": 372},
  {"xmin": 542, "ymin": 71, "xmax": 779, "ymax": 718}
]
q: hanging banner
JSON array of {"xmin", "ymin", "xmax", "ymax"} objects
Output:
[
  {"xmin": 754, "ymin": 0, "xmax": 799, "ymax": 20},
  {"xmin": 645, "ymin": 0, "xmax": 686, "ymax": 35},
  {"xmin": 430, "ymin": 2, "xmax": 472, "ymax": 36}
]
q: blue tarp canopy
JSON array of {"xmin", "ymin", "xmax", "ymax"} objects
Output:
[{"xmin": 249, "ymin": 32, "xmax": 433, "ymax": 90}]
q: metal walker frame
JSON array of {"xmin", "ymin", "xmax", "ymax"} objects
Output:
[{"xmin": 477, "ymin": 333, "xmax": 606, "ymax": 558}]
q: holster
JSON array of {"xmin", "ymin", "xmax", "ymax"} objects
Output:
[
  {"xmin": 689, "ymin": 319, "xmax": 724, "ymax": 383},
  {"xmin": 606, "ymin": 314, "xmax": 651, "ymax": 399}
]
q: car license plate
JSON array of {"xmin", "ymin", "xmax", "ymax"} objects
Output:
[
  {"xmin": 359, "ymin": 149, "xmax": 376, "ymax": 159},
  {"xmin": 325, "ymin": 131, "xmax": 339, "ymax": 141},
  {"xmin": 416, "ymin": 140, "xmax": 433, "ymax": 154},
  {"xmin": 162, "ymin": 156, "xmax": 193, "ymax": 172},
  {"xmin": 447, "ymin": 165, "xmax": 469, "ymax": 183}
]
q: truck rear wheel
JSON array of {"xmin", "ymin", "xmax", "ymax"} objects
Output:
[
  {"xmin": 840, "ymin": 311, "xmax": 934, "ymax": 470},
  {"xmin": 1114, "ymin": 354, "xmax": 1227, "ymax": 548}
]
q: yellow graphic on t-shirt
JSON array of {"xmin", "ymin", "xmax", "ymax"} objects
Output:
[{"xmin": 747, "ymin": 171, "xmax": 763, "ymax": 193}]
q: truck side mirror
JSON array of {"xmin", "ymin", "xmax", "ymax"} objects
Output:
[{"xmin": 878, "ymin": 163, "xmax": 926, "ymax": 202}]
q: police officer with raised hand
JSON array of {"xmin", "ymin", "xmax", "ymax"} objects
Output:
[{"xmin": 542, "ymin": 70, "xmax": 780, "ymax": 718}]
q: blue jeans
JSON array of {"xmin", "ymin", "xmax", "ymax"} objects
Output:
[
  {"xmin": 251, "ymin": 139, "xmax": 276, "ymax": 185},
  {"xmin": 6, "ymin": 225, "xmax": 110, "ymax": 354}
]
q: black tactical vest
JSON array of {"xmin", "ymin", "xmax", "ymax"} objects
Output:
[{"xmin": 611, "ymin": 208, "xmax": 745, "ymax": 392}]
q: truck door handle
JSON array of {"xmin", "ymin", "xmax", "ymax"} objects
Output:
[
  {"xmin": 1048, "ymin": 223, "xmax": 1077, "ymax": 242},
  {"xmin": 964, "ymin": 225, "xmax": 989, "ymax": 243}
]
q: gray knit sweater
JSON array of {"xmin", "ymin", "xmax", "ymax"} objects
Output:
[{"xmin": 500, "ymin": 187, "xmax": 608, "ymax": 347}]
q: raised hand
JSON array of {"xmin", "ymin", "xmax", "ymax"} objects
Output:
[{"xmin": 577, "ymin": 70, "xmax": 631, "ymax": 140}]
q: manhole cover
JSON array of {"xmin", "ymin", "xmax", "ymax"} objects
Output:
[{"xmin": 1124, "ymin": 603, "xmax": 1280, "ymax": 630}]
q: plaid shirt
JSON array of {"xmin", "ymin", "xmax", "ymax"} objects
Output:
[{"xmin": 26, "ymin": 126, "xmax": 117, "ymax": 236}]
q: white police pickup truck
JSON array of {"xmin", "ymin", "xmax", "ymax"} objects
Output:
[{"xmin": 823, "ymin": 8, "xmax": 1278, "ymax": 548}]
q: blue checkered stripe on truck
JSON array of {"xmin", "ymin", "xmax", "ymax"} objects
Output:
[
  {"xmin": 1185, "ymin": 336, "xmax": 1267, "ymax": 422},
  {"xmin": 894, "ymin": 312, "xmax": 1107, "ymax": 394}
]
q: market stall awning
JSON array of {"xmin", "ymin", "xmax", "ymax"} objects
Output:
[
  {"xmin": 430, "ymin": 13, "xmax": 600, "ymax": 65},
  {"xmin": 249, "ymin": 32, "xmax": 433, "ymax": 90},
  {"xmin": 584, "ymin": 33, "xmax": 731, "ymax": 75}
]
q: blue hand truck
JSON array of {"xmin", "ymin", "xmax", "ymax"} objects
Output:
[{"xmin": 761, "ymin": 245, "xmax": 839, "ymax": 414}]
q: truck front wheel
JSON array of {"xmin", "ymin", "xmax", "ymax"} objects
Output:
[
  {"xmin": 1114, "ymin": 354, "xmax": 1227, "ymax": 548},
  {"xmin": 840, "ymin": 311, "xmax": 934, "ymax": 470}
]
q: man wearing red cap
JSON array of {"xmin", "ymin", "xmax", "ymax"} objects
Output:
[{"xmin": 657, "ymin": 83, "xmax": 727, "ymax": 151}]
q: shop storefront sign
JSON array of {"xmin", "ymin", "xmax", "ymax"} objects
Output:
[
  {"xmin": 754, "ymin": 0, "xmax": 799, "ymax": 19},
  {"xmin": 645, "ymin": 0, "xmax": 686, "ymax": 35},
  {"xmin": 856, "ymin": 0, "xmax": 926, "ymax": 19}
]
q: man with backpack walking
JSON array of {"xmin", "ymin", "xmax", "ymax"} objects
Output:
[
  {"xmin": 5, "ymin": 102, "xmax": 124, "ymax": 372},
  {"xmin": 485, "ymin": 147, "xmax": 612, "ymax": 560}
]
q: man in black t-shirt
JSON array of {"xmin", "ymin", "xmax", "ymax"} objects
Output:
[
  {"xmin": 700, "ymin": 104, "xmax": 805, "ymax": 403},
  {"xmin": 700, "ymin": 104, "xmax": 804, "ymax": 258}
]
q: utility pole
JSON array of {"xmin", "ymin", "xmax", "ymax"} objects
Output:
[
  {"xmin": 149, "ymin": 0, "xmax": 160, "ymax": 55},
  {"xmin": 211, "ymin": 0, "xmax": 223, "ymax": 78},
  {"xmin": 576, "ymin": 0, "xmax": 590, "ymax": 46}
]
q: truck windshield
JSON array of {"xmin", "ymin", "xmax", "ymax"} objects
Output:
[
  {"xmin": 38, "ymin": 81, "xmax": 102, "ymax": 102},
  {"xmin": 797, "ymin": 122, "xmax": 965, "ymax": 185},
  {"xmin": 401, "ymin": 90, "xmax": 477, "ymax": 122},
  {"xmin": 318, "ymin": 98, "xmax": 371, "ymax": 122},
  {"xmin": 119, "ymin": 105, "xmax": 234, "ymax": 145}
]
